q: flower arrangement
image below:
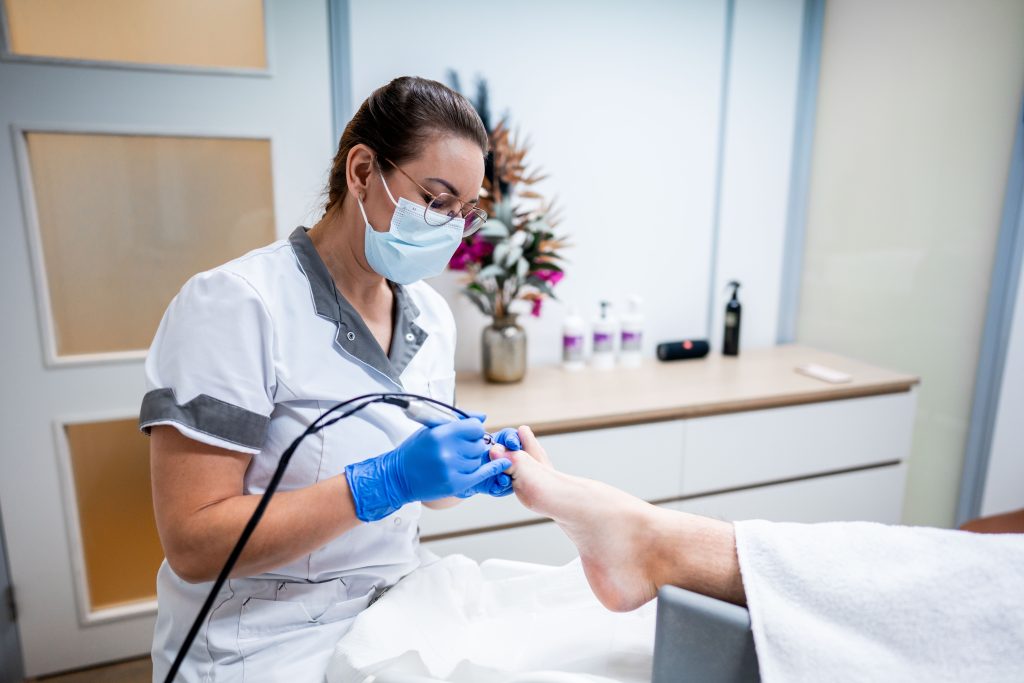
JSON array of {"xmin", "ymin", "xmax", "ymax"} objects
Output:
[{"xmin": 447, "ymin": 73, "xmax": 569, "ymax": 320}]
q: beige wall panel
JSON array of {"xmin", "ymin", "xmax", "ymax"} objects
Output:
[
  {"xmin": 796, "ymin": 0, "xmax": 1024, "ymax": 526},
  {"xmin": 65, "ymin": 419, "xmax": 162, "ymax": 610},
  {"xmin": 25, "ymin": 132, "xmax": 275, "ymax": 357},
  {"xmin": 4, "ymin": 0, "xmax": 266, "ymax": 69}
]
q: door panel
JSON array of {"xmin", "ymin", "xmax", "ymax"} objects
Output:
[
  {"xmin": 3, "ymin": 0, "xmax": 267, "ymax": 70},
  {"xmin": 0, "ymin": 0, "xmax": 333, "ymax": 674},
  {"xmin": 60, "ymin": 416, "xmax": 163, "ymax": 616},
  {"xmin": 20, "ymin": 130, "xmax": 276, "ymax": 361}
]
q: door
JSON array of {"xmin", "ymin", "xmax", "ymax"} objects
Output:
[
  {"xmin": 981, "ymin": 239, "xmax": 1024, "ymax": 517},
  {"xmin": 0, "ymin": 0, "xmax": 334, "ymax": 675}
]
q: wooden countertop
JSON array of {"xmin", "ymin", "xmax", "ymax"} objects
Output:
[{"xmin": 459, "ymin": 345, "xmax": 919, "ymax": 436}]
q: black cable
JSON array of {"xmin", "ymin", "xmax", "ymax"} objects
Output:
[{"xmin": 163, "ymin": 391, "xmax": 468, "ymax": 682}]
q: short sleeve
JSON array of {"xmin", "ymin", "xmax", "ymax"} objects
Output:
[{"xmin": 139, "ymin": 269, "xmax": 276, "ymax": 454}]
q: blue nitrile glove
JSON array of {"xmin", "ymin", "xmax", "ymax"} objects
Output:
[
  {"xmin": 345, "ymin": 418, "xmax": 512, "ymax": 522},
  {"xmin": 456, "ymin": 426, "xmax": 521, "ymax": 498}
]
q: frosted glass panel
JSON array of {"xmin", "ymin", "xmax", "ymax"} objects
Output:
[
  {"xmin": 796, "ymin": 0, "xmax": 1024, "ymax": 526},
  {"xmin": 65, "ymin": 419, "xmax": 162, "ymax": 611},
  {"xmin": 25, "ymin": 131, "xmax": 275, "ymax": 357},
  {"xmin": 3, "ymin": 0, "xmax": 266, "ymax": 69}
]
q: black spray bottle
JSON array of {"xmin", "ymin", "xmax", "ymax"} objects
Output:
[{"xmin": 723, "ymin": 280, "xmax": 742, "ymax": 356}]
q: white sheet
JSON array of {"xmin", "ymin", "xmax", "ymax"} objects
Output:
[
  {"xmin": 735, "ymin": 520, "xmax": 1024, "ymax": 683},
  {"xmin": 326, "ymin": 555, "xmax": 656, "ymax": 683}
]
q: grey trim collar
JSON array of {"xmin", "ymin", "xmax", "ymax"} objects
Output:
[
  {"xmin": 288, "ymin": 227, "xmax": 428, "ymax": 384},
  {"xmin": 389, "ymin": 282, "xmax": 429, "ymax": 377}
]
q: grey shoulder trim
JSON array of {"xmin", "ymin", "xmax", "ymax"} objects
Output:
[{"xmin": 138, "ymin": 388, "xmax": 270, "ymax": 451}]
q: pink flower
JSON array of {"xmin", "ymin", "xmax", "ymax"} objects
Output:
[
  {"xmin": 449, "ymin": 236, "xmax": 494, "ymax": 271},
  {"xmin": 531, "ymin": 298, "xmax": 543, "ymax": 317},
  {"xmin": 533, "ymin": 269, "xmax": 564, "ymax": 286},
  {"xmin": 449, "ymin": 241, "xmax": 472, "ymax": 271},
  {"xmin": 470, "ymin": 238, "xmax": 495, "ymax": 261}
]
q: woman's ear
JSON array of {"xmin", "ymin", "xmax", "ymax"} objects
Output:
[{"xmin": 346, "ymin": 144, "xmax": 374, "ymax": 201}]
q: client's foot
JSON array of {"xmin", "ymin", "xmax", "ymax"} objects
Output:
[
  {"xmin": 491, "ymin": 429, "xmax": 670, "ymax": 612},
  {"xmin": 493, "ymin": 427, "xmax": 744, "ymax": 610}
]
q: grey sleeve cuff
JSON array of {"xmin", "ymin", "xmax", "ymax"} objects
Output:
[{"xmin": 138, "ymin": 388, "xmax": 271, "ymax": 451}]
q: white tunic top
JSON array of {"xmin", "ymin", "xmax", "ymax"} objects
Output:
[
  {"xmin": 142, "ymin": 227, "xmax": 463, "ymax": 681},
  {"xmin": 139, "ymin": 226, "xmax": 458, "ymax": 584}
]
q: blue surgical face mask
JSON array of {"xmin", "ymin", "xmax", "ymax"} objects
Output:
[{"xmin": 356, "ymin": 170, "xmax": 463, "ymax": 285}]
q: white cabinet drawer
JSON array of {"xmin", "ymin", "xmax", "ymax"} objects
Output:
[
  {"xmin": 682, "ymin": 392, "xmax": 915, "ymax": 494},
  {"xmin": 544, "ymin": 420, "xmax": 685, "ymax": 498},
  {"xmin": 666, "ymin": 464, "xmax": 906, "ymax": 524},
  {"xmin": 422, "ymin": 522, "xmax": 578, "ymax": 565},
  {"xmin": 418, "ymin": 494, "xmax": 527, "ymax": 538},
  {"xmin": 419, "ymin": 420, "xmax": 685, "ymax": 537},
  {"xmin": 425, "ymin": 465, "xmax": 905, "ymax": 567}
]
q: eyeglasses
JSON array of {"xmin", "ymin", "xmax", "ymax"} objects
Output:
[{"xmin": 379, "ymin": 157, "xmax": 488, "ymax": 237}]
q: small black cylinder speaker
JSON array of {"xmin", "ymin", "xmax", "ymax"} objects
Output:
[{"xmin": 656, "ymin": 339, "xmax": 710, "ymax": 361}]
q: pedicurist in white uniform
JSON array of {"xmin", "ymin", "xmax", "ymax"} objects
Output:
[{"xmin": 140, "ymin": 77, "xmax": 516, "ymax": 682}]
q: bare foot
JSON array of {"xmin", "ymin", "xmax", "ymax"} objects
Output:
[
  {"xmin": 490, "ymin": 428, "xmax": 660, "ymax": 611},
  {"xmin": 490, "ymin": 426, "xmax": 745, "ymax": 610}
]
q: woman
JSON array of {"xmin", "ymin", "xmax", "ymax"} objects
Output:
[{"xmin": 140, "ymin": 77, "xmax": 514, "ymax": 682}]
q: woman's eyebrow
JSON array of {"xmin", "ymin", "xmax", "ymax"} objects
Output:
[{"xmin": 426, "ymin": 177, "xmax": 479, "ymax": 203}]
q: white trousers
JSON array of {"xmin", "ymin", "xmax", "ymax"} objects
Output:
[{"xmin": 151, "ymin": 561, "xmax": 381, "ymax": 683}]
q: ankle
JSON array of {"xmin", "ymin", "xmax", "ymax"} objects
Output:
[
  {"xmin": 646, "ymin": 509, "xmax": 746, "ymax": 604},
  {"xmin": 637, "ymin": 506, "xmax": 683, "ymax": 591}
]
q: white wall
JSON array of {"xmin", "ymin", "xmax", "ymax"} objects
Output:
[
  {"xmin": 982, "ymin": 260, "xmax": 1024, "ymax": 516},
  {"xmin": 347, "ymin": 0, "xmax": 804, "ymax": 372},
  {"xmin": 710, "ymin": 0, "xmax": 804, "ymax": 351}
]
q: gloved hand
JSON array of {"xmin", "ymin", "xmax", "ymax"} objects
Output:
[
  {"xmin": 345, "ymin": 417, "xmax": 512, "ymax": 522},
  {"xmin": 413, "ymin": 410, "xmax": 520, "ymax": 498},
  {"xmin": 456, "ymin": 426, "xmax": 521, "ymax": 498}
]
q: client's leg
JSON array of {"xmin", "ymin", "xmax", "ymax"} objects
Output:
[{"xmin": 493, "ymin": 427, "xmax": 746, "ymax": 611}]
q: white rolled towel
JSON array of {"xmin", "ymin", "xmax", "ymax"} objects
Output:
[{"xmin": 735, "ymin": 521, "xmax": 1024, "ymax": 682}]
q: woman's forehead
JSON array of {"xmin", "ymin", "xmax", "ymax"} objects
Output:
[
  {"xmin": 408, "ymin": 136, "xmax": 484, "ymax": 175},
  {"xmin": 403, "ymin": 136, "xmax": 485, "ymax": 199}
]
